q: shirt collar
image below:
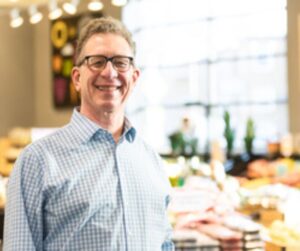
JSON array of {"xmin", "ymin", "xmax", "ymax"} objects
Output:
[
  {"xmin": 70, "ymin": 107, "xmax": 101, "ymax": 144},
  {"xmin": 123, "ymin": 117, "xmax": 136, "ymax": 143},
  {"xmin": 69, "ymin": 107, "xmax": 136, "ymax": 144}
]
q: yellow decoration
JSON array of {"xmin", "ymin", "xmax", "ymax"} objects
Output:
[
  {"xmin": 51, "ymin": 21, "xmax": 68, "ymax": 49},
  {"xmin": 68, "ymin": 26, "xmax": 77, "ymax": 39},
  {"xmin": 52, "ymin": 55, "xmax": 63, "ymax": 73},
  {"xmin": 62, "ymin": 59, "xmax": 73, "ymax": 77}
]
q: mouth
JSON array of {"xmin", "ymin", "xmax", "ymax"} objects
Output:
[{"xmin": 95, "ymin": 86, "xmax": 121, "ymax": 91}]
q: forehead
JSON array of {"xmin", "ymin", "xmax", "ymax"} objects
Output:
[{"xmin": 82, "ymin": 33, "xmax": 133, "ymax": 56}]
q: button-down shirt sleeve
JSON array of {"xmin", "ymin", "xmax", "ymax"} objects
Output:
[
  {"xmin": 4, "ymin": 147, "xmax": 44, "ymax": 251},
  {"xmin": 159, "ymin": 162, "xmax": 175, "ymax": 251}
]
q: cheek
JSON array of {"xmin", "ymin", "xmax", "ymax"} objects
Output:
[{"xmin": 78, "ymin": 75, "xmax": 94, "ymax": 92}]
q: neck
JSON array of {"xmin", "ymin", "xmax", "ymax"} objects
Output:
[{"xmin": 80, "ymin": 107, "xmax": 125, "ymax": 143}]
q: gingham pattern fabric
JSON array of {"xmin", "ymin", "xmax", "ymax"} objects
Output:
[{"xmin": 4, "ymin": 108, "xmax": 174, "ymax": 251}]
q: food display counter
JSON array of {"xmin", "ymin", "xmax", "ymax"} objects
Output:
[{"xmin": 164, "ymin": 157, "xmax": 300, "ymax": 251}]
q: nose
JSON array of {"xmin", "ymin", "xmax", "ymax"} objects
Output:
[{"xmin": 100, "ymin": 61, "xmax": 118, "ymax": 79}]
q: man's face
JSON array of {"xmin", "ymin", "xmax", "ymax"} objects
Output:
[{"xmin": 72, "ymin": 33, "xmax": 140, "ymax": 117}]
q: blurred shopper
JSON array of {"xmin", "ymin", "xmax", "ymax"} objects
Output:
[{"xmin": 4, "ymin": 17, "xmax": 174, "ymax": 251}]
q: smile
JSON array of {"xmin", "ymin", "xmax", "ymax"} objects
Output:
[{"xmin": 96, "ymin": 86, "xmax": 121, "ymax": 91}]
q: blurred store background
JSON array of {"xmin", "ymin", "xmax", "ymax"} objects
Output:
[{"xmin": 1, "ymin": 0, "xmax": 300, "ymax": 250}]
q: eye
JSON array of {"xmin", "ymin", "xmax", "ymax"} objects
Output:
[
  {"xmin": 89, "ymin": 57, "xmax": 106, "ymax": 68},
  {"xmin": 113, "ymin": 58, "xmax": 129, "ymax": 68}
]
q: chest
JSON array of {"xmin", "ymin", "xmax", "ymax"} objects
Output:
[{"xmin": 42, "ymin": 142, "xmax": 168, "ymax": 222}]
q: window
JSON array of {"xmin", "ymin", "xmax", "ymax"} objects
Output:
[{"xmin": 123, "ymin": 0, "xmax": 287, "ymax": 154}]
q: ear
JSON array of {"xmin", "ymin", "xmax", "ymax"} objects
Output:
[
  {"xmin": 131, "ymin": 67, "xmax": 140, "ymax": 87},
  {"xmin": 71, "ymin": 67, "xmax": 81, "ymax": 92}
]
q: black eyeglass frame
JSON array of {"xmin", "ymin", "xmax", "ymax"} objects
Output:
[{"xmin": 77, "ymin": 55, "xmax": 134, "ymax": 72}]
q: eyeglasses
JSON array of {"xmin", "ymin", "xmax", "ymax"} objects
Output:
[{"xmin": 78, "ymin": 55, "xmax": 134, "ymax": 72}]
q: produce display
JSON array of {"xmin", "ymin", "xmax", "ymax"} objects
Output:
[
  {"xmin": 267, "ymin": 220, "xmax": 300, "ymax": 247},
  {"xmin": 164, "ymin": 156, "xmax": 300, "ymax": 251},
  {"xmin": 0, "ymin": 127, "xmax": 31, "ymax": 177},
  {"xmin": 247, "ymin": 158, "xmax": 300, "ymax": 187},
  {"xmin": 168, "ymin": 176, "xmax": 264, "ymax": 251}
]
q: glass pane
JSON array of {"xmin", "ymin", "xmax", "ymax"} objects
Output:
[
  {"xmin": 209, "ymin": 56, "xmax": 287, "ymax": 104},
  {"xmin": 133, "ymin": 22, "xmax": 209, "ymax": 67},
  {"xmin": 210, "ymin": 11, "xmax": 286, "ymax": 58},
  {"xmin": 123, "ymin": 0, "xmax": 288, "ymax": 154},
  {"xmin": 127, "ymin": 63, "xmax": 210, "ymax": 111}
]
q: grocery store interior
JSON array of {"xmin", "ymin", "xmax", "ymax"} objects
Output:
[{"xmin": 1, "ymin": 0, "xmax": 300, "ymax": 250}]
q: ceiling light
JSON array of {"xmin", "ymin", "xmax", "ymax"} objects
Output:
[
  {"xmin": 49, "ymin": 8, "xmax": 62, "ymax": 20},
  {"xmin": 63, "ymin": 0, "xmax": 80, "ymax": 15},
  {"xmin": 10, "ymin": 8, "xmax": 23, "ymax": 28},
  {"xmin": 88, "ymin": 0, "xmax": 103, "ymax": 11},
  {"xmin": 111, "ymin": 0, "xmax": 127, "ymax": 7},
  {"xmin": 28, "ymin": 5, "xmax": 43, "ymax": 24},
  {"xmin": 48, "ymin": 0, "xmax": 62, "ymax": 20}
]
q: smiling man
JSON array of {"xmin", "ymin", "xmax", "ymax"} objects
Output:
[{"xmin": 4, "ymin": 17, "xmax": 174, "ymax": 251}]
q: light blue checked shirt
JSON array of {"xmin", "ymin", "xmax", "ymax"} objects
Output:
[{"xmin": 4, "ymin": 108, "xmax": 174, "ymax": 251}]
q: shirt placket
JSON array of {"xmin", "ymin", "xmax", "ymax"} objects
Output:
[{"xmin": 114, "ymin": 138, "xmax": 131, "ymax": 251}]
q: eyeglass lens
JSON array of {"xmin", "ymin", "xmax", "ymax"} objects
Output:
[{"xmin": 87, "ymin": 56, "xmax": 132, "ymax": 72}]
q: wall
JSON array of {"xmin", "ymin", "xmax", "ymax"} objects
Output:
[
  {"xmin": 288, "ymin": 0, "xmax": 300, "ymax": 134},
  {"xmin": 0, "ymin": 14, "xmax": 35, "ymax": 136},
  {"xmin": 33, "ymin": 8, "xmax": 71, "ymax": 127}
]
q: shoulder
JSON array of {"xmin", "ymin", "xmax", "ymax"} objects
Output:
[
  {"xmin": 9, "ymin": 142, "xmax": 45, "ymax": 188},
  {"xmin": 13, "ymin": 124, "xmax": 73, "ymax": 169},
  {"xmin": 27, "ymin": 124, "xmax": 74, "ymax": 152}
]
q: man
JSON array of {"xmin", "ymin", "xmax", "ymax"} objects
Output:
[{"xmin": 4, "ymin": 17, "xmax": 174, "ymax": 251}]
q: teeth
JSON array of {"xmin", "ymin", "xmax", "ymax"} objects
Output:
[{"xmin": 97, "ymin": 86, "xmax": 119, "ymax": 91}]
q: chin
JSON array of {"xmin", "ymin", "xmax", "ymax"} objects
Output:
[
  {"xmin": 95, "ymin": 99, "xmax": 125, "ymax": 113},
  {"xmin": 99, "ymin": 103, "xmax": 118, "ymax": 113}
]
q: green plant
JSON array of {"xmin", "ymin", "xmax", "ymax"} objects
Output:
[
  {"xmin": 169, "ymin": 132, "xmax": 184, "ymax": 155},
  {"xmin": 244, "ymin": 118, "xmax": 255, "ymax": 154},
  {"xmin": 169, "ymin": 132, "xmax": 198, "ymax": 156},
  {"xmin": 223, "ymin": 110, "xmax": 235, "ymax": 157}
]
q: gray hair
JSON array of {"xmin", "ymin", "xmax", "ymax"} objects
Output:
[{"xmin": 75, "ymin": 16, "xmax": 136, "ymax": 66}]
